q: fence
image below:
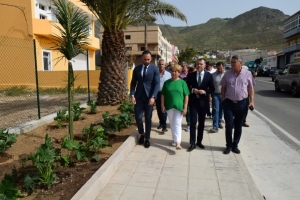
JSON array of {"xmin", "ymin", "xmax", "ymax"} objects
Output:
[{"xmin": 0, "ymin": 36, "xmax": 96, "ymax": 130}]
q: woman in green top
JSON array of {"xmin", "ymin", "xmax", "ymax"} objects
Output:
[{"xmin": 161, "ymin": 64, "xmax": 190, "ymax": 149}]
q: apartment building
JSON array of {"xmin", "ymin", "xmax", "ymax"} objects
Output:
[
  {"xmin": 99, "ymin": 25, "xmax": 177, "ymax": 67},
  {"xmin": 283, "ymin": 10, "xmax": 300, "ymax": 63},
  {"xmin": 0, "ymin": 0, "xmax": 99, "ymax": 71}
]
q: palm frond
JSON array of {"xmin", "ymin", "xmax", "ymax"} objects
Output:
[{"xmin": 51, "ymin": 0, "xmax": 91, "ymax": 60}]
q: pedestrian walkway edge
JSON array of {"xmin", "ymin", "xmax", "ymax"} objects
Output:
[
  {"xmin": 235, "ymin": 154, "xmax": 263, "ymax": 199},
  {"xmin": 71, "ymin": 130, "xmax": 139, "ymax": 200}
]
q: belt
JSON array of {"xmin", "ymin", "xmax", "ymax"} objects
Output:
[{"xmin": 226, "ymin": 98, "xmax": 246, "ymax": 103}]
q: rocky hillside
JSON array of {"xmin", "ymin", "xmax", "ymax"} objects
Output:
[{"xmin": 158, "ymin": 7, "xmax": 289, "ymax": 51}]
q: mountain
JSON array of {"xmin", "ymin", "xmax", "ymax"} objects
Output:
[{"xmin": 157, "ymin": 7, "xmax": 289, "ymax": 51}]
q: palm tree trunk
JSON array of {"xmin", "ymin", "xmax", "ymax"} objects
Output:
[
  {"xmin": 97, "ymin": 30, "xmax": 127, "ymax": 105},
  {"xmin": 144, "ymin": 22, "xmax": 148, "ymax": 50},
  {"xmin": 68, "ymin": 61, "xmax": 74, "ymax": 139}
]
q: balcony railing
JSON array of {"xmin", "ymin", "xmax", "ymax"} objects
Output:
[{"xmin": 283, "ymin": 43, "xmax": 300, "ymax": 53}]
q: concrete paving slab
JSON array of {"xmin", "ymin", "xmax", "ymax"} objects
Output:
[
  {"xmin": 119, "ymin": 186, "xmax": 155, "ymax": 200},
  {"xmin": 188, "ymin": 177, "xmax": 220, "ymax": 195},
  {"xmin": 156, "ymin": 175, "xmax": 188, "ymax": 191},
  {"xmin": 153, "ymin": 189, "xmax": 187, "ymax": 200}
]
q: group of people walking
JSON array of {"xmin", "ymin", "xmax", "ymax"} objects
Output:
[{"xmin": 130, "ymin": 50, "xmax": 255, "ymax": 154}]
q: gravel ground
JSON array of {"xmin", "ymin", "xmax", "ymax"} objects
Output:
[{"xmin": 0, "ymin": 93, "xmax": 97, "ymax": 130}]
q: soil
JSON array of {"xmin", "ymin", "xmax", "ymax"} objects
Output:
[{"xmin": 0, "ymin": 105, "xmax": 136, "ymax": 200}]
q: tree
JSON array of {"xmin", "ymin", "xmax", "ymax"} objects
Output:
[
  {"xmin": 177, "ymin": 47, "xmax": 198, "ymax": 64},
  {"xmin": 79, "ymin": 0, "xmax": 187, "ymax": 105},
  {"xmin": 51, "ymin": 0, "xmax": 90, "ymax": 139}
]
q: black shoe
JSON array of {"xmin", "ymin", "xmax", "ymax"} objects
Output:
[
  {"xmin": 138, "ymin": 135, "xmax": 144, "ymax": 145},
  {"xmin": 144, "ymin": 139, "xmax": 150, "ymax": 148},
  {"xmin": 196, "ymin": 143, "xmax": 205, "ymax": 149},
  {"xmin": 157, "ymin": 124, "xmax": 162, "ymax": 129},
  {"xmin": 161, "ymin": 128, "xmax": 168, "ymax": 132},
  {"xmin": 188, "ymin": 144, "xmax": 196, "ymax": 152},
  {"xmin": 219, "ymin": 123, "xmax": 223, "ymax": 129},
  {"xmin": 223, "ymin": 147, "xmax": 231, "ymax": 154},
  {"xmin": 232, "ymin": 147, "xmax": 241, "ymax": 154}
]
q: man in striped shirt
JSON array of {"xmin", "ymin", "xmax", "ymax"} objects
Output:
[{"xmin": 220, "ymin": 55, "xmax": 255, "ymax": 154}]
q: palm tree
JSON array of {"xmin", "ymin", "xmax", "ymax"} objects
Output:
[
  {"xmin": 51, "ymin": 0, "xmax": 90, "ymax": 139},
  {"xmin": 79, "ymin": 0, "xmax": 187, "ymax": 105}
]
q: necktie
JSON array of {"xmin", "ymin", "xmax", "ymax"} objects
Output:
[
  {"xmin": 197, "ymin": 72, "xmax": 202, "ymax": 86},
  {"xmin": 143, "ymin": 65, "xmax": 147, "ymax": 80}
]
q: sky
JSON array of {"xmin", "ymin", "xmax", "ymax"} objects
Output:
[{"xmin": 159, "ymin": 0, "xmax": 299, "ymax": 27}]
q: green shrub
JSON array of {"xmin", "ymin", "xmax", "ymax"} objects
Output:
[
  {"xmin": 0, "ymin": 168, "xmax": 22, "ymax": 200},
  {"xmin": 0, "ymin": 129, "xmax": 18, "ymax": 154},
  {"xmin": 87, "ymin": 100, "xmax": 97, "ymax": 114},
  {"xmin": 4, "ymin": 86, "xmax": 33, "ymax": 96}
]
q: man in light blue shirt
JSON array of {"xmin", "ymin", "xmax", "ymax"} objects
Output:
[{"xmin": 156, "ymin": 58, "xmax": 171, "ymax": 132}]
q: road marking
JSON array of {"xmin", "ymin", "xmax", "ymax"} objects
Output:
[
  {"xmin": 254, "ymin": 109, "xmax": 300, "ymax": 146},
  {"xmin": 256, "ymin": 79, "xmax": 274, "ymax": 84}
]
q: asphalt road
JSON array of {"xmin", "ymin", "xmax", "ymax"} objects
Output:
[{"xmin": 253, "ymin": 76, "xmax": 300, "ymax": 146}]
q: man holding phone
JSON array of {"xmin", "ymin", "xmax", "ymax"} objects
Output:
[{"xmin": 220, "ymin": 55, "xmax": 255, "ymax": 154}]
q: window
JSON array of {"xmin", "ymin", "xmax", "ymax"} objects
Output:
[
  {"xmin": 40, "ymin": 14, "xmax": 47, "ymax": 19},
  {"xmin": 39, "ymin": 4, "xmax": 46, "ymax": 10},
  {"xmin": 140, "ymin": 47, "xmax": 145, "ymax": 51},
  {"xmin": 289, "ymin": 65, "xmax": 300, "ymax": 74},
  {"xmin": 125, "ymin": 35, "xmax": 131, "ymax": 39},
  {"xmin": 42, "ymin": 51, "xmax": 52, "ymax": 71},
  {"xmin": 125, "ymin": 47, "xmax": 132, "ymax": 51}
]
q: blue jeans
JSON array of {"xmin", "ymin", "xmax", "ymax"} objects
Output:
[
  {"xmin": 223, "ymin": 98, "xmax": 247, "ymax": 148},
  {"xmin": 212, "ymin": 93, "xmax": 223, "ymax": 129}
]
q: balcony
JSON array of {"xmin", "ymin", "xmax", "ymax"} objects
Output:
[
  {"xmin": 32, "ymin": 18, "xmax": 99, "ymax": 50},
  {"xmin": 283, "ymin": 27, "xmax": 300, "ymax": 39},
  {"xmin": 283, "ymin": 43, "xmax": 300, "ymax": 53}
]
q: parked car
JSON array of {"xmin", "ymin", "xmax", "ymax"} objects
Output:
[
  {"xmin": 271, "ymin": 68, "xmax": 281, "ymax": 82},
  {"xmin": 275, "ymin": 62, "xmax": 300, "ymax": 97},
  {"xmin": 257, "ymin": 65, "xmax": 269, "ymax": 76}
]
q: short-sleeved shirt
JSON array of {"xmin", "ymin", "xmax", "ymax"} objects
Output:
[
  {"xmin": 159, "ymin": 70, "xmax": 171, "ymax": 91},
  {"xmin": 220, "ymin": 68, "xmax": 255, "ymax": 101},
  {"xmin": 161, "ymin": 79, "xmax": 190, "ymax": 111},
  {"xmin": 212, "ymin": 71, "xmax": 226, "ymax": 94}
]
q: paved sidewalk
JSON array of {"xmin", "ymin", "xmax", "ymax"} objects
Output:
[{"xmin": 94, "ymin": 113, "xmax": 262, "ymax": 200}]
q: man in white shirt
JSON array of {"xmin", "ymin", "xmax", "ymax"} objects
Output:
[{"xmin": 156, "ymin": 59, "xmax": 171, "ymax": 132}]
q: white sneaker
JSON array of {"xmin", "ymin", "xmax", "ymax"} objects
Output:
[
  {"xmin": 171, "ymin": 142, "xmax": 176, "ymax": 147},
  {"xmin": 176, "ymin": 145, "xmax": 182, "ymax": 150},
  {"xmin": 184, "ymin": 126, "xmax": 190, "ymax": 132}
]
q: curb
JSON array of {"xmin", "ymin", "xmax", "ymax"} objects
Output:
[
  {"xmin": 7, "ymin": 103, "xmax": 88, "ymax": 134},
  {"xmin": 71, "ymin": 130, "xmax": 139, "ymax": 200},
  {"xmin": 235, "ymin": 154, "xmax": 263, "ymax": 199}
]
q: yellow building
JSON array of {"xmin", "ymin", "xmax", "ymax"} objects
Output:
[{"xmin": 0, "ymin": 0, "xmax": 99, "ymax": 71}]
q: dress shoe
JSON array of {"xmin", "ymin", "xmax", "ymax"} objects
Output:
[
  {"xmin": 196, "ymin": 143, "xmax": 205, "ymax": 149},
  {"xmin": 223, "ymin": 147, "xmax": 231, "ymax": 154},
  {"xmin": 144, "ymin": 139, "xmax": 150, "ymax": 148},
  {"xmin": 157, "ymin": 124, "xmax": 162, "ymax": 129},
  {"xmin": 138, "ymin": 135, "xmax": 144, "ymax": 145},
  {"xmin": 219, "ymin": 123, "xmax": 224, "ymax": 129},
  {"xmin": 232, "ymin": 147, "xmax": 241, "ymax": 154},
  {"xmin": 243, "ymin": 123, "xmax": 249, "ymax": 127},
  {"xmin": 188, "ymin": 144, "xmax": 196, "ymax": 152}
]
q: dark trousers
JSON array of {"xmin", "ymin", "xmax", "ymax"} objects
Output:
[
  {"xmin": 243, "ymin": 97, "xmax": 249, "ymax": 123},
  {"xmin": 189, "ymin": 102, "xmax": 206, "ymax": 145},
  {"xmin": 155, "ymin": 92, "xmax": 167, "ymax": 128},
  {"xmin": 134, "ymin": 93, "xmax": 153, "ymax": 140},
  {"xmin": 206, "ymin": 96, "xmax": 212, "ymax": 116},
  {"xmin": 223, "ymin": 98, "xmax": 247, "ymax": 148}
]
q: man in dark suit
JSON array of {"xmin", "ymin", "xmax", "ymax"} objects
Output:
[
  {"xmin": 130, "ymin": 50, "xmax": 160, "ymax": 148},
  {"xmin": 186, "ymin": 59, "xmax": 215, "ymax": 151}
]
